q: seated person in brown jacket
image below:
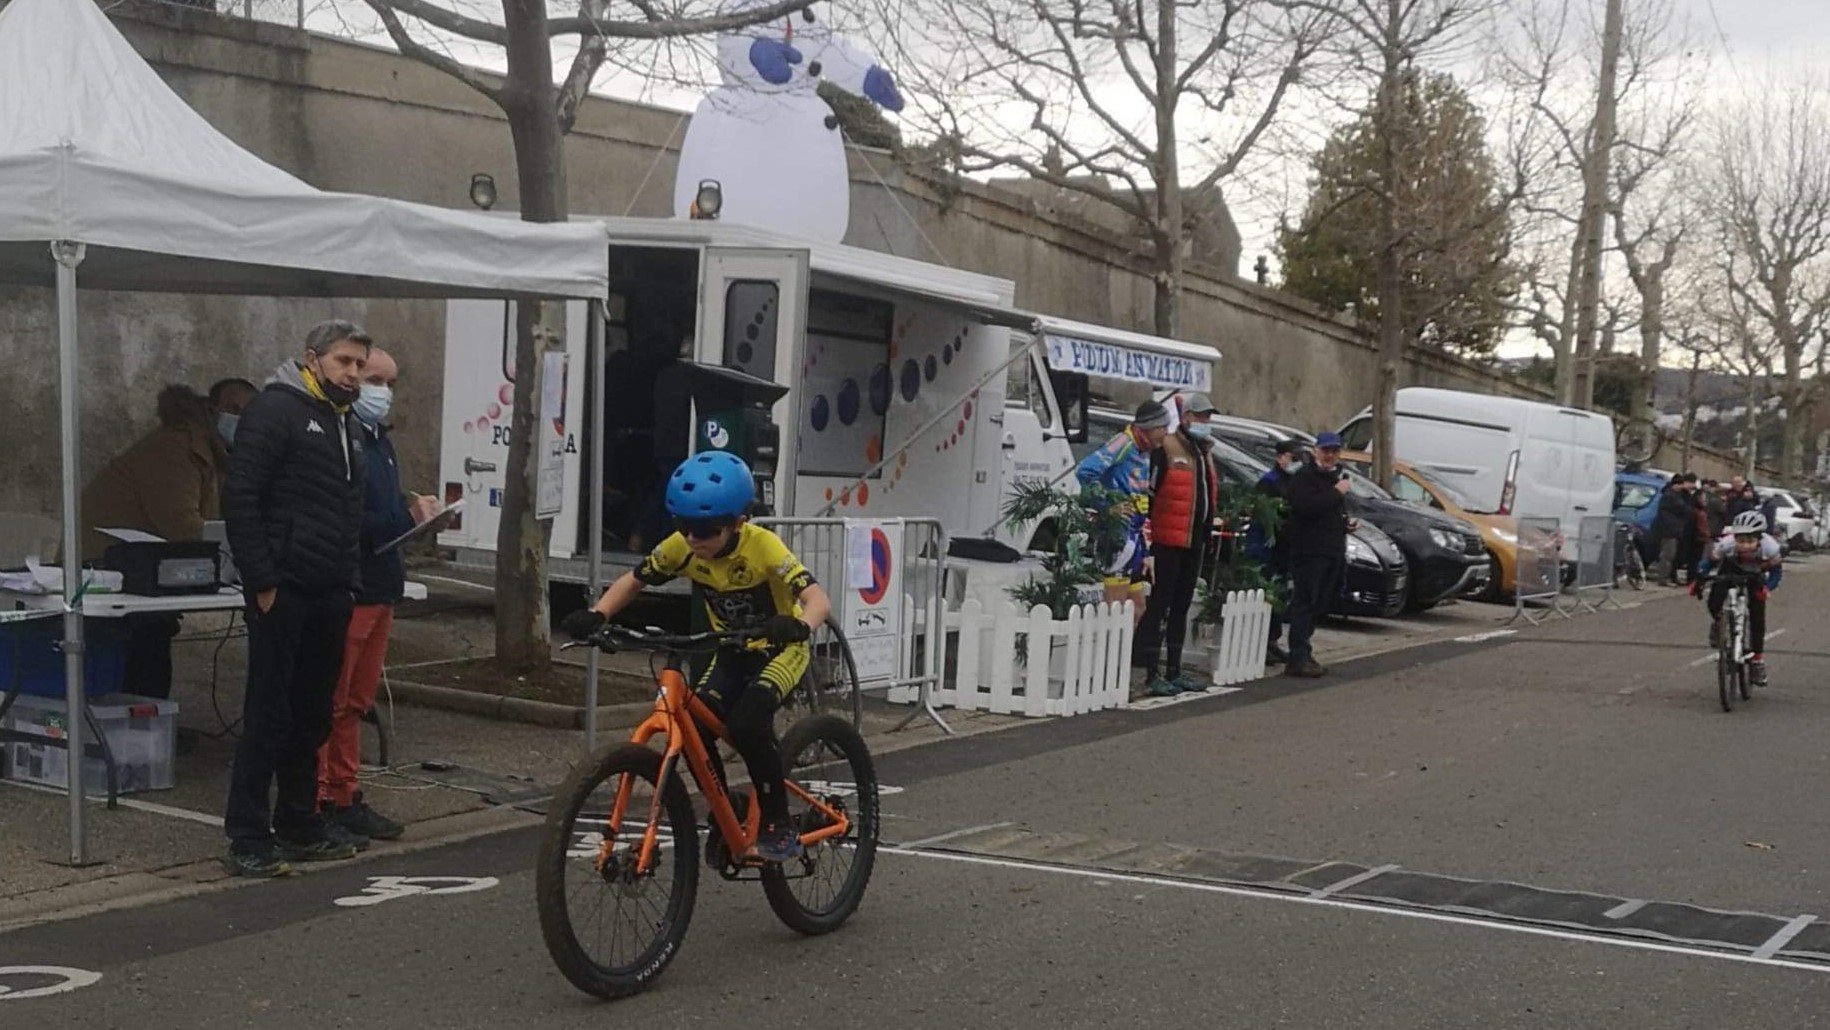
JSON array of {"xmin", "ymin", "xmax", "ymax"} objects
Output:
[{"xmin": 80, "ymin": 381, "xmax": 254, "ymax": 699}]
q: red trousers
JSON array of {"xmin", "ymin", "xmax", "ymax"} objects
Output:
[{"xmin": 317, "ymin": 603, "xmax": 393, "ymax": 808}]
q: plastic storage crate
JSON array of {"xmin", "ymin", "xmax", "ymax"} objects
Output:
[
  {"xmin": 0, "ymin": 615, "xmax": 127, "ymax": 699},
  {"xmin": 2, "ymin": 692, "xmax": 177, "ymax": 794}
]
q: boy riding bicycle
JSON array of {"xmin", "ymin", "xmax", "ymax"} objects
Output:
[
  {"xmin": 1693, "ymin": 509, "xmax": 1783, "ymax": 686},
  {"xmin": 561, "ymin": 452, "xmax": 831, "ymax": 862}
]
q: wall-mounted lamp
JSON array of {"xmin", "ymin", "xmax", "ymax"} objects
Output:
[
  {"xmin": 469, "ymin": 172, "xmax": 498, "ymax": 211},
  {"xmin": 690, "ymin": 179, "xmax": 723, "ymax": 220}
]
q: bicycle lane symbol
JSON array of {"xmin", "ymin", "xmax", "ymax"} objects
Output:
[
  {"xmin": 333, "ymin": 876, "xmax": 500, "ymax": 908},
  {"xmin": 0, "ymin": 966, "xmax": 103, "ymax": 1001}
]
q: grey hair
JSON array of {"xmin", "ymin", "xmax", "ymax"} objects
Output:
[{"xmin": 304, "ymin": 319, "xmax": 372, "ymax": 356}]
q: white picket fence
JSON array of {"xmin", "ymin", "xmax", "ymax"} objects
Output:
[
  {"xmin": 938, "ymin": 599, "xmax": 1135, "ymax": 717},
  {"xmin": 1194, "ymin": 589, "xmax": 1274, "ymax": 686}
]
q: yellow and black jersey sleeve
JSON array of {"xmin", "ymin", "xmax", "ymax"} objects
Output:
[
  {"xmin": 752, "ymin": 525, "xmax": 817, "ymax": 599},
  {"xmin": 635, "ymin": 533, "xmax": 692, "ymax": 587}
]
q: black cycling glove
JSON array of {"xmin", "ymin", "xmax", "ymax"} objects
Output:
[
  {"xmin": 560, "ymin": 609, "xmax": 606, "ymax": 641},
  {"xmin": 762, "ymin": 614, "xmax": 812, "ymax": 645}
]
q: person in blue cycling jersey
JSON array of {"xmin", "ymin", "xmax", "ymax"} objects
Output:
[
  {"xmin": 1693, "ymin": 509, "xmax": 1783, "ymax": 686},
  {"xmin": 561, "ymin": 452, "xmax": 831, "ymax": 863},
  {"xmin": 1076, "ymin": 399, "xmax": 1170, "ymax": 619}
]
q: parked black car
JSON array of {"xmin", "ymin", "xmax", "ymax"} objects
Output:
[{"xmin": 1209, "ymin": 423, "xmax": 1489, "ymax": 611}]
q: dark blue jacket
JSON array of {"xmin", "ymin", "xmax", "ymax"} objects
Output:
[{"xmin": 356, "ymin": 422, "xmax": 411, "ymax": 605}]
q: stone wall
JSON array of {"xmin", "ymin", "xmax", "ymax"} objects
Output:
[{"xmin": 0, "ymin": 4, "xmax": 1754, "ymax": 528}]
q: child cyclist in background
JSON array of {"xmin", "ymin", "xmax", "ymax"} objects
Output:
[
  {"xmin": 1694, "ymin": 509, "xmax": 1784, "ymax": 686},
  {"xmin": 561, "ymin": 452, "xmax": 830, "ymax": 862}
]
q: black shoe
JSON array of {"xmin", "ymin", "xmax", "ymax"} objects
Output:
[
  {"xmin": 324, "ymin": 820, "xmax": 371, "ymax": 853},
  {"xmin": 1266, "ymin": 642, "xmax": 1289, "ymax": 666},
  {"xmin": 223, "ymin": 842, "xmax": 293, "ymax": 878},
  {"xmin": 328, "ymin": 794, "xmax": 404, "ymax": 841},
  {"xmin": 276, "ymin": 830, "xmax": 359, "ymax": 863},
  {"xmin": 1285, "ymin": 658, "xmax": 1326, "ymax": 679}
]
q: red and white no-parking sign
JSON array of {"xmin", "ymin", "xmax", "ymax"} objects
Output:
[{"xmin": 842, "ymin": 520, "xmax": 902, "ymax": 683}]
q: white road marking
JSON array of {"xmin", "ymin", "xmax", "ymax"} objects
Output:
[
  {"xmin": 1454, "ymin": 630, "xmax": 1518, "ymax": 644},
  {"xmin": 1768, "ymin": 628, "xmax": 1789, "ymax": 642},
  {"xmin": 0, "ymin": 966, "xmax": 103, "ymax": 1000},
  {"xmin": 1604, "ymin": 899, "xmax": 1648, "ymax": 920},
  {"xmin": 1687, "ymin": 652, "xmax": 1717, "ymax": 668},
  {"xmin": 0, "ymin": 779, "xmax": 223, "ymax": 827},
  {"xmin": 900, "ymin": 822, "xmax": 1015, "ymax": 849},
  {"xmin": 1310, "ymin": 864, "xmax": 1399, "ymax": 899},
  {"xmin": 879, "ymin": 847, "xmax": 1830, "ymax": 975},
  {"xmin": 1752, "ymin": 915, "xmax": 1817, "ymax": 961},
  {"xmin": 333, "ymin": 875, "xmax": 499, "ymax": 908}
]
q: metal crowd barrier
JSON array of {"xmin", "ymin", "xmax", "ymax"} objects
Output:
[
  {"xmin": 1573, "ymin": 515, "xmax": 1618, "ymax": 613},
  {"xmin": 754, "ymin": 516, "xmax": 952, "ymax": 734},
  {"xmin": 1510, "ymin": 516, "xmax": 1569, "ymax": 624}
]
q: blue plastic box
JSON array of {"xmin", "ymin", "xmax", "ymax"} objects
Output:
[{"xmin": 0, "ymin": 615, "xmax": 128, "ymax": 699}]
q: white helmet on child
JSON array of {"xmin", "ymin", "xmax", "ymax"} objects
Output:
[{"xmin": 1731, "ymin": 510, "xmax": 1767, "ymax": 536}]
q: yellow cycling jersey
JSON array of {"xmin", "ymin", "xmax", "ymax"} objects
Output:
[{"xmin": 635, "ymin": 523, "xmax": 816, "ymax": 633}]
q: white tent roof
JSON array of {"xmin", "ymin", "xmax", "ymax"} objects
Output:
[{"xmin": 0, "ymin": 0, "xmax": 608, "ymax": 299}]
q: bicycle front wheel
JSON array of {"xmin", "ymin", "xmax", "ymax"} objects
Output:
[
  {"xmin": 763, "ymin": 714, "xmax": 880, "ymax": 935},
  {"xmin": 535, "ymin": 744, "xmax": 699, "ymax": 999},
  {"xmin": 1716, "ymin": 614, "xmax": 1736, "ymax": 713}
]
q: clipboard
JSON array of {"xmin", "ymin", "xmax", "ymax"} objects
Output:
[{"xmin": 375, "ymin": 500, "xmax": 465, "ymax": 555}]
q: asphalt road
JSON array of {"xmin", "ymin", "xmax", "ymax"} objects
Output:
[{"xmin": 5, "ymin": 566, "xmax": 1829, "ymax": 1027}]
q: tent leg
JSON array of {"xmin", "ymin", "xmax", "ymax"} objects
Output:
[
  {"xmin": 583, "ymin": 300, "xmax": 606, "ymax": 756},
  {"xmin": 53, "ymin": 240, "xmax": 90, "ymax": 867}
]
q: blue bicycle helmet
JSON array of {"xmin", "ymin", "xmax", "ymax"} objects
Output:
[{"xmin": 665, "ymin": 451, "xmax": 756, "ymax": 518}]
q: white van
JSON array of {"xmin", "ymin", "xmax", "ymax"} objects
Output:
[{"xmin": 1338, "ymin": 387, "xmax": 1615, "ymax": 559}]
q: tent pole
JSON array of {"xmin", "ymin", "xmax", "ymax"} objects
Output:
[
  {"xmin": 583, "ymin": 300, "xmax": 606, "ymax": 755},
  {"xmin": 52, "ymin": 240, "xmax": 88, "ymax": 866}
]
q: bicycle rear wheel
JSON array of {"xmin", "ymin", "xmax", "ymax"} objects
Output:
[
  {"xmin": 762, "ymin": 714, "xmax": 880, "ymax": 935},
  {"xmin": 535, "ymin": 744, "xmax": 699, "ymax": 999},
  {"xmin": 792, "ymin": 619, "xmax": 864, "ymax": 730}
]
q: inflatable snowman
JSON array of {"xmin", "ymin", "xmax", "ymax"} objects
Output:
[{"xmin": 672, "ymin": 0, "xmax": 903, "ymax": 243}]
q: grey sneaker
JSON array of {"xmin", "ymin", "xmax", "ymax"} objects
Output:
[
  {"xmin": 223, "ymin": 842, "xmax": 293, "ymax": 878},
  {"xmin": 328, "ymin": 794, "xmax": 403, "ymax": 841},
  {"xmin": 276, "ymin": 831, "xmax": 359, "ymax": 863},
  {"xmin": 1750, "ymin": 659, "xmax": 1768, "ymax": 686},
  {"xmin": 1144, "ymin": 676, "xmax": 1182, "ymax": 697}
]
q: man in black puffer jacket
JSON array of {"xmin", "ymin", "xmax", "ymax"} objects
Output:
[{"xmin": 220, "ymin": 320, "xmax": 370, "ymax": 878}]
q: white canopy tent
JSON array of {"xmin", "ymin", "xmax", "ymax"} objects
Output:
[{"xmin": 0, "ymin": 0, "xmax": 610, "ymax": 863}]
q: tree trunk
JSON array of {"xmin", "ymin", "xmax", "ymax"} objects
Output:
[
  {"xmin": 1742, "ymin": 370, "xmax": 1760, "ymax": 478},
  {"xmin": 493, "ymin": 0, "xmax": 569, "ymax": 670},
  {"xmin": 1680, "ymin": 354, "xmax": 1701, "ymax": 471},
  {"xmin": 1150, "ymin": 0, "xmax": 1183, "ymax": 340},
  {"xmin": 1553, "ymin": 233, "xmax": 1582, "ymax": 405},
  {"xmin": 1569, "ymin": 0, "xmax": 1624, "ymax": 411},
  {"xmin": 1371, "ymin": 0, "xmax": 1404, "ymax": 492},
  {"xmin": 1633, "ymin": 264, "xmax": 1664, "ymax": 460}
]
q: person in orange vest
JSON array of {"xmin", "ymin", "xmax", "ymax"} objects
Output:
[{"xmin": 1134, "ymin": 393, "xmax": 1222, "ymax": 696}]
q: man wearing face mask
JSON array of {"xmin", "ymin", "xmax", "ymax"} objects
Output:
[
  {"xmin": 207, "ymin": 377, "xmax": 258, "ymax": 450},
  {"xmin": 1134, "ymin": 393, "xmax": 1222, "ymax": 696},
  {"xmin": 315, "ymin": 347, "xmax": 436, "ymax": 844},
  {"xmin": 220, "ymin": 320, "xmax": 371, "ymax": 877}
]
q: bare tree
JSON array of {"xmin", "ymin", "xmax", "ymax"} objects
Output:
[
  {"xmin": 359, "ymin": 0, "xmax": 813, "ymax": 668},
  {"xmin": 1700, "ymin": 76, "xmax": 1830, "ymax": 484},
  {"xmin": 1491, "ymin": 0, "xmax": 1698, "ymax": 407},
  {"xmin": 883, "ymin": 0, "xmax": 1334, "ymax": 337}
]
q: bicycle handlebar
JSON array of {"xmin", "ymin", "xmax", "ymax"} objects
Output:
[{"xmin": 560, "ymin": 623, "xmax": 765, "ymax": 654}]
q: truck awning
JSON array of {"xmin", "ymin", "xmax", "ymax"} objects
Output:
[{"xmin": 1035, "ymin": 316, "xmax": 1219, "ymax": 392}]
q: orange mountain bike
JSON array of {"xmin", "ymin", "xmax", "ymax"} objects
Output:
[{"xmin": 534, "ymin": 623, "xmax": 880, "ymax": 999}]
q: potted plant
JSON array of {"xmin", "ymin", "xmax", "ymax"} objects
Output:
[
  {"xmin": 999, "ymin": 481, "xmax": 1132, "ymax": 676},
  {"xmin": 1195, "ymin": 481, "xmax": 1287, "ymax": 631}
]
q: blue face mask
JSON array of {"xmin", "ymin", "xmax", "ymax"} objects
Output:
[
  {"xmin": 353, "ymin": 383, "xmax": 393, "ymax": 426},
  {"xmin": 1186, "ymin": 422, "xmax": 1213, "ymax": 442},
  {"xmin": 216, "ymin": 412, "xmax": 240, "ymax": 448}
]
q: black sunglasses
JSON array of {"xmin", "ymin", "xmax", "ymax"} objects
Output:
[{"xmin": 675, "ymin": 517, "xmax": 733, "ymax": 540}]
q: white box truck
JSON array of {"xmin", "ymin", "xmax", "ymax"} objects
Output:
[
  {"xmin": 1338, "ymin": 387, "xmax": 1615, "ymax": 559},
  {"xmin": 438, "ymin": 217, "xmax": 1073, "ymax": 583}
]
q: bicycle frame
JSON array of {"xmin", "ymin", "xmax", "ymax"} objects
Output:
[
  {"xmin": 598, "ymin": 648, "xmax": 853, "ymax": 878},
  {"xmin": 1724, "ymin": 585, "xmax": 1750, "ymax": 665}
]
